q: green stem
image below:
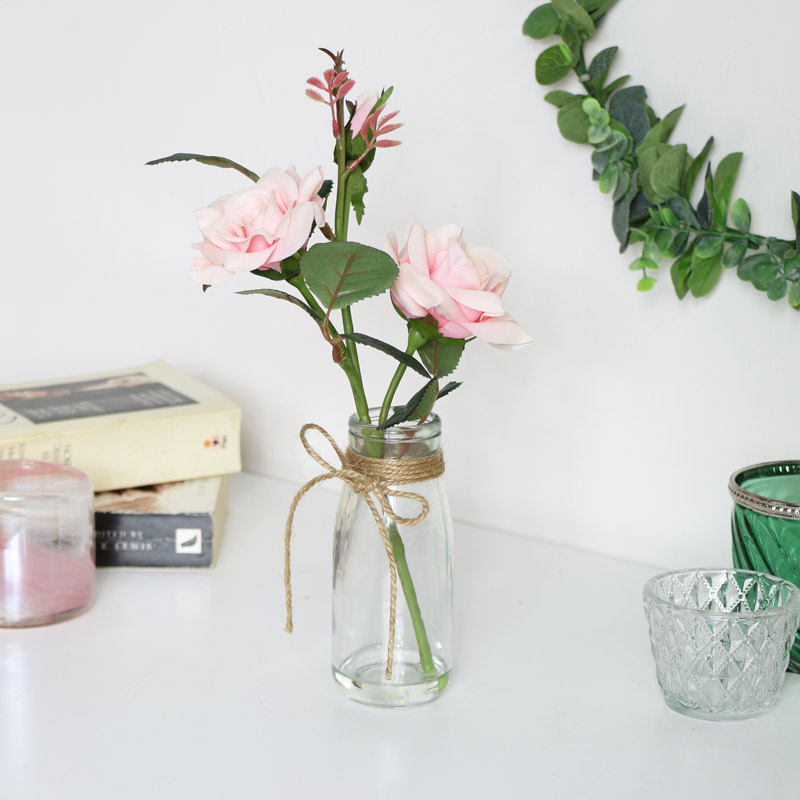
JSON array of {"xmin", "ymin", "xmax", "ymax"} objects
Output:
[
  {"xmin": 378, "ymin": 329, "xmax": 426, "ymax": 426},
  {"xmin": 389, "ymin": 522, "xmax": 437, "ymax": 679},
  {"xmin": 642, "ymin": 223, "xmax": 778, "ymax": 251}
]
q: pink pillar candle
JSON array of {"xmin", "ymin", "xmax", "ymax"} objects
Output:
[{"xmin": 0, "ymin": 460, "xmax": 95, "ymax": 626}]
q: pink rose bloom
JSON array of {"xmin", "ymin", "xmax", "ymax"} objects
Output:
[
  {"xmin": 190, "ymin": 165, "xmax": 325, "ymax": 285},
  {"xmin": 388, "ymin": 221, "xmax": 532, "ymax": 350}
]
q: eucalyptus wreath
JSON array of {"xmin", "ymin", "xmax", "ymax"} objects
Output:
[{"xmin": 524, "ymin": 0, "xmax": 800, "ymax": 309}]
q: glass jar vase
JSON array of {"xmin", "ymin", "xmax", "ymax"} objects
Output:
[{"xmin": 331, "ymin": 411, "xmax": 453, "ymax": 707}]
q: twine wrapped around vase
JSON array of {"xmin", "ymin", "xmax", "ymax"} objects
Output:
[{"xmin": 283, "ymin": 423, "xmax": 445, "ymax": 679}]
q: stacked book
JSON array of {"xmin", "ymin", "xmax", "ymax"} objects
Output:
[{"xmin": 0, "ymin": 361, "xmax": 241, "ymax": 568}]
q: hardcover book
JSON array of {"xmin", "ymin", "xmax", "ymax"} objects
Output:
[
  {"xmin": 94, "ymin": 476, "xmax": 228, "ymax": 567},
  {"xmin": 0, "ymin": 361, "xmax": 241, "ymax": 491}
]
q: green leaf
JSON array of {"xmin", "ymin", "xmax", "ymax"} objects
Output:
[
  {"xmin": 640, "ymin": 105, "xmax": 684, "ymax": 149},
  {"xmin": 784, "ymin": 254, "xmax": 800, "ymax": 281},
  {"xmin": 650, "ymin": 145, "xmax": 687, "ymax": 200},
  {"xmin": 637, "ymin": 143, "xmax": 671, "ymax": 203},
  {"xmin": 236, "ymin": 288, "xmax": 323, "ymax": 324},
  {"xmin": 612, "ymin": 169, "xmax": 639, "ymax": 250},
  {"xmin": 319, "ymin": 180, "xmax": 334, "ymax": 200},
  {"xmin": 250, "ymin": 251, "xmax": 299, "ymax": 281},
  {"xmin": 697, "ymin": 164, "xmax": 714, "ymax": 230},
  {"xmin": 348, "ymin": 167, "xmax": 368, "ymax": 224},
  {"xmin": 608, "ymin": 85, "xmax": 646, "ymax": 114},
  {"xmin": 145, "ymin": 153, "xmax": 260, "ymax": 182},
  {"xmin": 522, "ymin": 4, "xmax": 561, "ymax": 38},
  {"xmin": 722, "ymin": 240, "xmax": 747, "ymax": 268},
  {"xmin": 610, "ymin": 103, "xmax": 649, "ymax": 148},
  {"xmin": 340, "ymin": 333, "xmax": 430, "ymax": 378},
  {"xmin": 670, "ymin": 254, "xmax": 692, "ymax": 299},
  {"xmin": 378, "ymin": 379, "xmax": 438, "ymax": 429},
  {"xmin": 551, "ymin": 0, "xmax": 596, "ymax": 34},
  {"xmin": 437, "ymin": 381, "xmax": 463, "ymax": 400},
  {"xmin": 407, "ymin": 315, "xmax": 441, "ymax": 341},
  {"xmin": 688, "ymin": 253, "xmax": 723, "ymax": 297},
  {"xmin": 535, "ymin": 44, "xmax": 573, "ymax": 85},
  {"xmin": 557, "ymin": 99, "xmax": 591, "ymax": 143},
  {"xmin": 601, "ymin": 75, "xmax": 630, "ymax": 100},
  {"xmin": 560, "ymin": 24, "xmax": 581, "ymax": 67},
  {"xmin": 637, "ymin": 276, "xmax": 655, "ymax": 292},
  {"xmin": 682, "ymin": 136, "xmax": 714, "ymax": 198},
  {"xmin": 588, "ymin": 46, "xmax": 618, "ymax": 81},
  {"xmin": 713, "ymin": 152, "xmax": 743, "ymax": 225},
  {"xmin": 693, "ymin": 233, "xmax": 723, "ymax": 259},
  {"xmin": 752, "ymin": 258, "xmax": 781, "ymax": 292},
  {"xmin": 665, "ymin": 196, "xmax": 700, "ymax": 228},
  {"xmin": 738, "ymin": 253, "xmax": 773, "ymax": 282},
  {"xmin": 629, "ymin": 256, "xmax": 658, "ymax": 272},
  {"xmin": 300, "ymin": 241, "xmax": 398, "ymax": 310},
  {"xmin": 791, "ymin": 191, "xmax": 800, "ymax": 250},
  {"xmin": 598, "ymin": 162, "xmax": 619, "ymax": 194},
  {"xmin": 730, "ymin": 198, "xmax": 751, "ymax": 233},
  {"xmin": 643, "ymin": 236, "xmax": 661, "ymax": 264},
  {"xmin": 767, "ymin": 276, "xmax": 788, "ymax": 301},
  {"xmin": 612, "ymin": 167, "xmax": 631, "ymax": 202},
  {"xmin": 418, "ymin": 337, "xmax": 466, "ymax": 378},
  {"xmin": 788, "ymin": 280, "xmax": 800, "ymax": 309},
  {"xmin": 544, "ymin": 90, "xmax": 579, "ymax": 107}
]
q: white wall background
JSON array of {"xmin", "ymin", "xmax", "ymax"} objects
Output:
[{"xmin": 2, "ymin": 0, "xmax": 798, "ymax": 569}]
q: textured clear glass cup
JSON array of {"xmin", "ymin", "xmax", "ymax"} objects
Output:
[
  {"xmin": 730, "ymin": 461, "xmax": 800, "ymax": 671},
  {"xmin": 643, "ymin": 568, "xmax": 800, "ymax": 720},
  {"xmin": 332, "ymin": 411, "xmax": 453, "ymax": 707},
  {"xmin": 0, "ymin": 460, "xmax": 95, "ymax": 626}
]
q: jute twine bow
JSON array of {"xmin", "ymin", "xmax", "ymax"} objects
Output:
[{"xmin": 283, "ymin": 423, "xmax": 445, "ymax": 679}]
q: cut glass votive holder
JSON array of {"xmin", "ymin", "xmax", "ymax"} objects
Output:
[
  {"xmin": 0, "ymin": 460, "xmax": 95, "ymax": 626},
  {"xmin": 730, "ymin": 461, "xmax": 800, "ymax": 671},
  {"xmin": 643, "ymin": 568, "xmax": 800, "ymax": 720}
]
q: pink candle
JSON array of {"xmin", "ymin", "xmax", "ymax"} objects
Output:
[{"xmin": 0, "ymin": 460, "xmax": 95, "ymax": 626}]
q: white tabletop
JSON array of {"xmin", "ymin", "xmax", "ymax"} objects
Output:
[{"xmin": 2, "ymin": 473, "xmax": 797, "ymax": 798}]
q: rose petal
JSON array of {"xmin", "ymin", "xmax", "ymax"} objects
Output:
[
  {"xmin": 461, "ymin": 315, "xmax": 533, "ymax": 350},
  {"xmin": 189, "ymin": 257, "xmax": 234, "ymax": 285}
]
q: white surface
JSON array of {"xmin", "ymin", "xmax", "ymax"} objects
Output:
[
  {"xmin": 1, "ymin": 473, "xmax": 797, "ymax": 798},
  {"xmin": 2, "ymin": 0, "xmax": 799, "ymax": 569}
]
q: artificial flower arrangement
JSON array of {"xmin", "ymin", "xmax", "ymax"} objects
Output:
[{"xmin": 149, "ymin": 49, "xmax": 530, "ymax": 704}]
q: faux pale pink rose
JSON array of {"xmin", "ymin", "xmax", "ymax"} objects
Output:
[
  {"xmin": 387, "ymin": 221, "xmax": 532, "ymax": 350},
  {"xmin": 190, "ymin": 166, "xmax": 326, "ymax": 285}
]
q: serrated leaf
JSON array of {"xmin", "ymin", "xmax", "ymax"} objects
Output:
[
  {"xmin": 319, "ymin": 180, "xmax": 334, "ymax": 199},
  {"xmin": 341, "ymin": 333, "xmax": 430, "ymax": 377},
  {"xmin": 722, "ymin": 240, "xmax": 747, "ymax": 268},
  {"xmin": 728, "ymin": 198, "xmax": 750, "ymax": 233},
  {"xmin": 671, "ymin": 254, "xmax": 692, "ymax": 299},
  {"xmin": 535, "ymin": 44, "xmax": 573, "ymax": 85},
  {"xmin": 557, "ymin": 99, "xmax": 591, "ymax": 143},
  {"xmin": 348, "ymin": 167, "xmax": 368, "ymax": 224},
  {"xmin": 789, "ymin": 280, "xmax": 800, "ymax": 309},
  {"xmin": 650, "ymin": 144, "xmax": 687, "ymax": 200},
  {"xmin": 145, "ymin": 153, "xmax": 260, "ymax": 182},
  {"xmin": 640, "ymin": 105, "xmax": 684, "ymax": 149},
  {"xmin": 551, "ymin": 0, "xmax": 596, "ymax": 34},
  {"xmin": 522, "ymin": 4, "xmax": 561, "ymax": 38},
  {"xmin": 378, "ymin": 379, "xmax": 438, "ymax": 429},
  {"xmin": 688, "ymin": 253, "xmax": 723, "ymax": 297},
  {"xmin": 418, "ymin": 337, "xmax": 465, "ymax": 378},
  {"xmin": 544, "ymin": 90, "xmax": 579, "ymax": 107},
  {"xmin": 300, "ymin": 241, "xmax": 398, "ymax": 310},
  {"xmin": 236, "ymin": 288, "xmax": 323, "ymax": 323},
  {"xmin": 437, "ymin": 381, "xmax": 463, "ymax": 400}
]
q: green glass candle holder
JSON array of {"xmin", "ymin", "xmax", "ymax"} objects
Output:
[{"xmin": 730, "ymin": 461, "xmax": 800, "ymax": 672}]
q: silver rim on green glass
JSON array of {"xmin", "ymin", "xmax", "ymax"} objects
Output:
[{"xmin": 729, "ymin": 461, "xmax": 800, "ymax": 520}]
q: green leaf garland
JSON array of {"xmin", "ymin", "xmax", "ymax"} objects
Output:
[{"xmin": 524, "ymin": 0, "xmax": 800, "ymax": 309}]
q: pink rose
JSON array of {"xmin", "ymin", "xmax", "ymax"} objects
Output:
[
  {"xmin": 388, "ymin": 221, "xmax": 532, "ymax": 350},
  {"xmin": 190, "ymin": 166, "xmax": 325, "ymax": 285}
]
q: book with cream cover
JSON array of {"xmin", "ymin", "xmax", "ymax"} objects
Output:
[
  {"xmin": 94, "ymin": 476, "xmax": 228, "ymax": 567},
  {"xmin": 0, "ymin": 361, "xmax": 241, "ymax": 491}
]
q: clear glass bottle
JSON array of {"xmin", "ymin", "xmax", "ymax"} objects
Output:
[{"xmin": 332, "ymin": 411, "xmax": 453, "ymax": 707}]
